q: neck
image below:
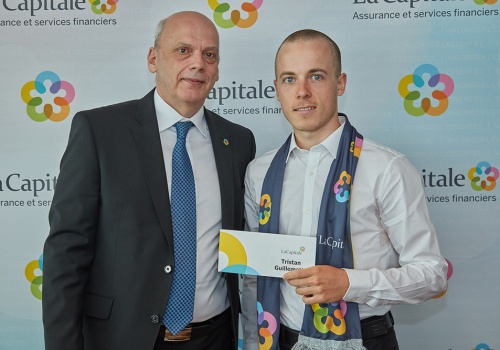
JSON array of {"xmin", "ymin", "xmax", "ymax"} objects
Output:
[
  {"xmin": 169, "ymin": 102, "xmax": 202, "ymax": 119},
  {"xmin": 293, "ymin": 132, "xmax": 322, "ymax": 150},
  {"xmin": 156, "ymin": 88, "xmax": 203, "ymax": 118},
  {"xmin": 294, "ymin": 115, "xmax": 341, "ymax": 150}
]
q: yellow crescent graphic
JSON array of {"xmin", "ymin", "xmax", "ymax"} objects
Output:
[{"xmin": 220, "ymin": 231, "xmax": 247, "ymax": 266}]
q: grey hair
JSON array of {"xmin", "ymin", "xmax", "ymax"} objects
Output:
[{"xmin": 153, "ymin": 19, "xmax": 166, "ymax": 48}]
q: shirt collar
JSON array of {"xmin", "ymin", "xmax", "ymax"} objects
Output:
[
  {"xmin": 154, "ymin": 89, "xmax": 208, "ymax": 137},
  {"xmin": 286, "ymin": 115, "xmax": 347, "ymax": 162}
]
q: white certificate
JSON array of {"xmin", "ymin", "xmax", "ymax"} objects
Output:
[{"xmin": 218, "ymin": 229, "xmax": 317, "ymax": 278}]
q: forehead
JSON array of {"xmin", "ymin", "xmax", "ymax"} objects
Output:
[
  {"xmin": 159, "ymin": 18, "xmax": 219, "ymax": 49},
  {"xmin": 276, "ymin": 39, "xmax": 335, "ymax": 72}
]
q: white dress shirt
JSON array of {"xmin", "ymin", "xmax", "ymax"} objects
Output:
[
  {"xmin": 154, "ymin": 90, "xmax": 229, "ymax": 322},
  {"xmin": 242, "ymin": 115, "xmax": 448, "ymax": 349}
]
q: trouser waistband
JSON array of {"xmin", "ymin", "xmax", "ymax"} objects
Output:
[
  {"xmin": 279, "ymin": 311, "xmax": 394, "ymax": 345},
  {"xmin": 159, "ymin": 308, "xmax": 231, "ymax": 342}
]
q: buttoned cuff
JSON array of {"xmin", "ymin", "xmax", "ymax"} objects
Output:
[{"xmin": 342, "ymin": 268, "xmax": 373, "ymax": 304}]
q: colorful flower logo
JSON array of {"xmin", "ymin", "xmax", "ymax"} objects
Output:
[
  {"xmin": 21, "ymin": 71, "xmax": 75, "ymax": 122},
  {"xmin": 25, "ymin": 254, "xmax": 43, "ymax": 300},
  {"xmin": 472, "ymin": 343, "xmax": 494, "ymax": 350},
  {"xmin": 89, "ymin": 0, "xmax": 119, "ymax": 15},
  {"xmin": 312, "ymin": 301, "xmax": 347, "ymax": 335},
  {"xmin": 257, "ymin": 301, "xmax": 277, "ymax": 350},
  {"xmin": 333, "ymin": 170, "xmax": 352, "ymax": 203},
  {"xmin": 474, "ymin": 0, "xmax": 497, "ymax": 4},
  {"xmin": 349, "ymin": 137, "xmax": 363, "ymax": 158},
  {"xmin": 468, "ymin": 161, "xmax": 499, "ymax": 191},
  {"xmin": 398, "ymin": 64, "xmax": 454, "ymax": 117},
  {"xmin": 208, "ymin": 0, "xmax": 263, "ymax": 29},
  {"xmin": 259, "ymin": 194, "xmax": 272, "ymax": 225}
]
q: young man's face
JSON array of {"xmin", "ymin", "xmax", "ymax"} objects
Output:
[{"xmin": 274, "ymin": 38, "xmax": 346, "ymax": 148}]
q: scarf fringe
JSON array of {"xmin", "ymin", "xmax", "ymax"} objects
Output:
[{"xmin": 291, "ymin": 335, "xmax": 367, "ymax": 350}]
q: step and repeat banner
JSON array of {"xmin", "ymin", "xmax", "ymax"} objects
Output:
[{"xmin": 1, "ymin": 1, "xmax": 499, "ymax": 349}]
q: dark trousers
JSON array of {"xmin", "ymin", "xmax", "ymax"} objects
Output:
[
  {"xmin": 362, "ymin": 326, "xmax": 399, "ymax": 350},
  {"xmin": 153, "ymin": 309, "xmax": 233, "ymax": 350},
  {"xmin": 279, "ymin": 313, "xmax": 399, "ymax": 350}
]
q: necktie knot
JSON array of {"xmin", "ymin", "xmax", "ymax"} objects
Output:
[{"xmin": 175, "ymin": 121, "xmax": 193, "ymax": 141}]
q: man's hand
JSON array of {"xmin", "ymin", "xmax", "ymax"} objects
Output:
[{"xmin": 283, "ymin": 265, "xmax": 350, "ymax": 304}]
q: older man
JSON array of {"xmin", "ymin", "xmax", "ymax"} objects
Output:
[{"xmin": 43, "ymin": 11, "xmax": 255, "ymax": 350}]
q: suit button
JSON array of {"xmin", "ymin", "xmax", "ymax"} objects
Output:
[
  {"xmin": 164, "ymin": 265, "xmax": 172, "ymax": 274},
  {"xmin": 151, "ymin": 315, "xmax": 160, "ymax": 324}
]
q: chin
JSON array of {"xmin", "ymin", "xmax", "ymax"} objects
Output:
[{"xmin": 179, "ymin": 93, "xmax": 205, "ymax": 104}]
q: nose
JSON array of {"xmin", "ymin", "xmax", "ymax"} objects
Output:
[
  {"xmin": 189, "ymin": 51, "xmax": 206, "ymax": 71},
  {"xmin": 296, "ymin": 80, "xmax": 311, "ymax": 99}
]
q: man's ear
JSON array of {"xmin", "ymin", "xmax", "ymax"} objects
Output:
[
  {"xmin": 147, "ymin": 47, "xmax": 157, "ymax": 73},
  {"xmin": 337, "ymin": 73, "xmax": 347, "ymax": 96}
]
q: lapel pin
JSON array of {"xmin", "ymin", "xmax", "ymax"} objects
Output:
[{"xmin": 223, "ymin": 138, "xmax": 229, "ymax": 146}]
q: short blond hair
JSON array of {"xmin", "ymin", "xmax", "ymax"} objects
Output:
[{"xmin": 275, "ymin": 29, "xmax": 342, "ymax": 78}]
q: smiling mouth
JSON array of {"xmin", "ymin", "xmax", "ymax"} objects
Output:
[{"xmin": 294, "ymin": 106, "xmax": 315, "ymax": 111}]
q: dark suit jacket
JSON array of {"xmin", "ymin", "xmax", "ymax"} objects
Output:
[{"xmin": 42, "ymin": 89, "xmax": 256, "ymax": 350}]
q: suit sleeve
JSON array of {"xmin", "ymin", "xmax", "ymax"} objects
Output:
[{"xmin": 42, "ymin": 113, "xmax": 100, "ymax": 350}]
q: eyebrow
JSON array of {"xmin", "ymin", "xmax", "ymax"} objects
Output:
[
  {"xmin": 204, "ymin": 47, "xmax": 219, "ymax": 52},
  {"xmin": 278, "ymin": 68, "xmax": 328, "ymax": 79},
  {"xmin": 175, "ymin": 42, "xmax": 219, "ymax": 51}
]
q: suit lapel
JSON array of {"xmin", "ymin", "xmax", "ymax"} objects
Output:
[
  {"xmin": 131, "ymin": 90, "xmax": 174, "ymax": 249},
  {"xmin": 205, "ymin": 110, "xmax": 235, "ymax": 229}
]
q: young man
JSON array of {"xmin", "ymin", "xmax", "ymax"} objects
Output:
[
  {"xmin": 242, "ymin": 29, "xmax": 447, "ymax": 350},
  {"xmin": 42, "ymin": 11, "xmax": 255, "ymax": 350}
]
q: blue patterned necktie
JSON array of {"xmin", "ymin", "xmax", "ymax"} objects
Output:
[{"xmin": 163, "ymin": 121, "xmax": 197, "ymax": 335}]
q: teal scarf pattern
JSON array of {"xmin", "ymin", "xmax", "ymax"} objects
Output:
[{"xmin": 257, "ymin": 115, "xmax": 366, "ymax": 350}]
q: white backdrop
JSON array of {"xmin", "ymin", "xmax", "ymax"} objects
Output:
[{"xmin": 1, "ymin": 1, "xmax": 499, "ymax": 349}]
